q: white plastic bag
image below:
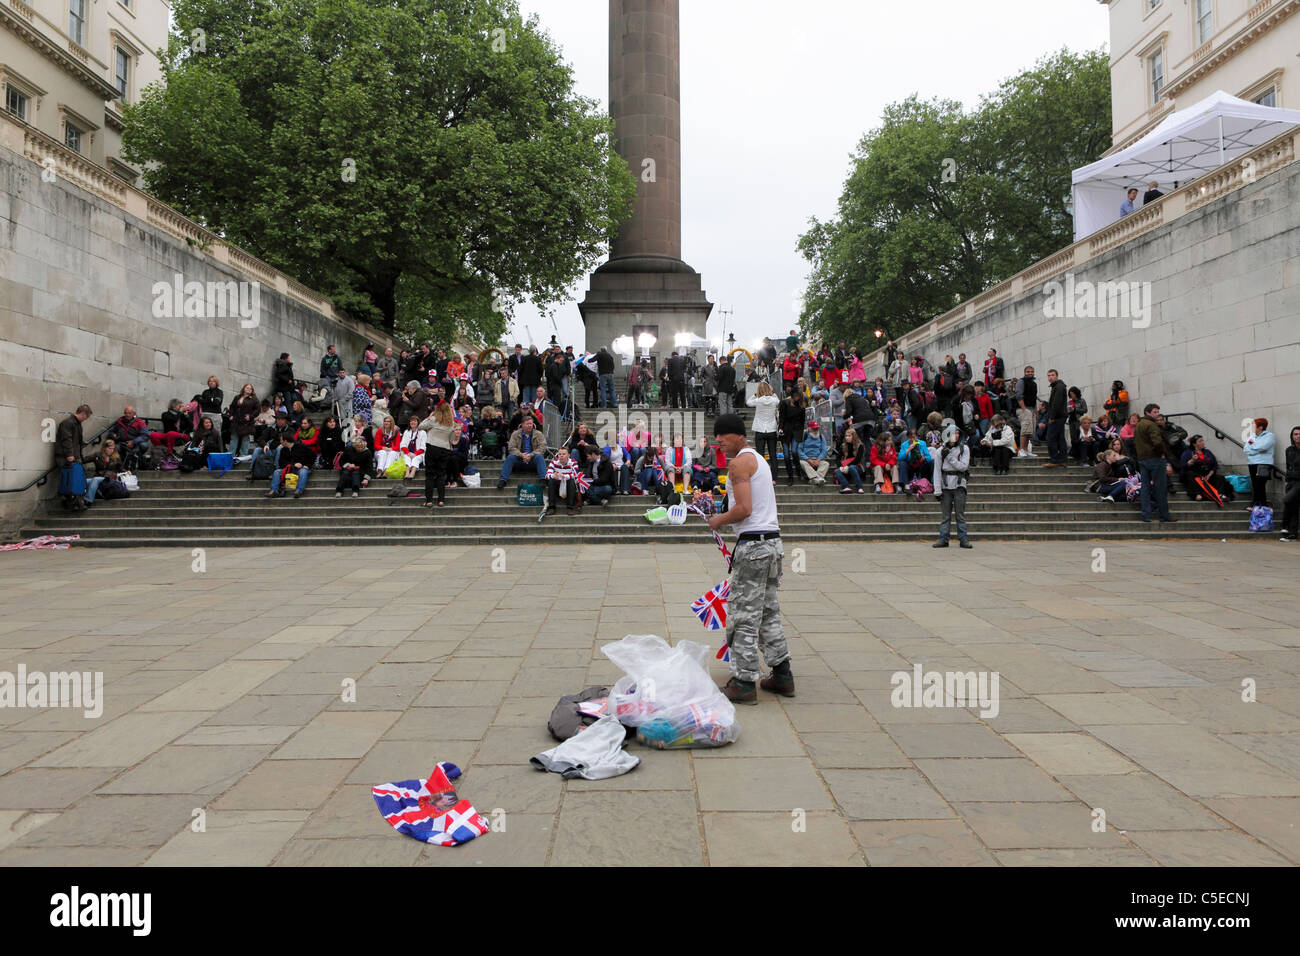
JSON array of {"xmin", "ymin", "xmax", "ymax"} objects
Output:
[
  {"xmin": 601, "ymin": 634, "xmax": 738, "ymax": 748},
  {"xmin": 666, "ymin": 502, "xmax": 688, "ymax": 525},
  {"xmin": 461, "ymin": 471, "xmax": 481, "ymax": 489},
  {"xmin": 119, "ymin": 472, "xmax": 139, "ymax": 492}
]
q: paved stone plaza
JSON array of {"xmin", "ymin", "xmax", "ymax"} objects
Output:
[{"xmin": 0, "ymin": 542, "xmax": 1296, "ymax": 867}]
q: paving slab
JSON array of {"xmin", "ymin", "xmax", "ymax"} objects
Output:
[{"xmin": 1, "ymin": 542, "xmax": 1296, "ymax": 866}]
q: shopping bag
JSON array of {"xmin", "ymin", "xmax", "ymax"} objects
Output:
[
  {"xmin": 517, "ymin": 483, "xmax": 543, "ymax": 506},
  {"xmin": 1249, "ymin": 506, "xmax": 1273, "ymax": 532},
  {"xmin": 119, "ymin": 471, "xmax": 139, "ymax": 493}
]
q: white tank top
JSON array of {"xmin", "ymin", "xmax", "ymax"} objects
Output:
[{"xmin": 728, "ymin": 446, "xmax": 779, "ymax": 535}]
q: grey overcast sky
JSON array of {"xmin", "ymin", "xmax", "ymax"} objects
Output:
[{"xmin": 509, "ymin": 0, "xmax": 1110, "ymax": 353}]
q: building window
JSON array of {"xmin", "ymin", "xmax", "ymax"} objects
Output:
[
  {"xmin": 119, "ymin": 0, "xmax": 131, "ymax": 8},
  {"xmin": 1254, "ymin": 88, "xmax": 1277, "ymax": 108},
  {"xmin": 5, "ymin": 87, "xmax": 29, "ymax": 122},
  {"xmin": 65, "ymin": 122, "xmax": 82, "ymax": 152},
  {"xmin": 1149, "ymin": 0, "xmax": 1161, "ymax": 9},
  {"xmin": 68, "ymin": 0, "xmax": 86, "ymax": 46},
  {"xmin": 1149, "ymin": 49, "xmax": 1164, "ymax": 103},
  {"xmin": 115, "ymin": 48, "xmax": 130, "ymax": 103},
  {"xmin": 1195, "ymin": 0, "xmax": 1214, "ymax": 46}
]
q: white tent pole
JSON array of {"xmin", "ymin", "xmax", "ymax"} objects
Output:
[{"xmin": 1218, "ymin": 115, "xmax": 1225, "ymax": 167}]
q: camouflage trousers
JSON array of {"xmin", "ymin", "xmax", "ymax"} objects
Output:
[{"xmin": 725, "ymin": 538, "xmax": 789, "ymax": 682}]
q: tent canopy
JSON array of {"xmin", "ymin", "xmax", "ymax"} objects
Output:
[{"xmin": 1071, "ymin": 90, "xmax": 1300, "ymax": 241}]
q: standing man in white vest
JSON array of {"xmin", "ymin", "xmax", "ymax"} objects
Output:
[{"xmin": 695, "ymin": 414, "xmax": 793, "ymax": 704}]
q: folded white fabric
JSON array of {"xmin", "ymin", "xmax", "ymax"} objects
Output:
[{"xmin": 530, "ymin": 714, "xmax": 640, "ymax": 780}]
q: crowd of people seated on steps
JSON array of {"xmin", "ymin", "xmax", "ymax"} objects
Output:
[{"xmin": 48, "ymin": 336, "xmax": 1298, "ymax": 538}]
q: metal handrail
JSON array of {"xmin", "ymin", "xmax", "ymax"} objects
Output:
[
  {"xmin": 1162, "ymin": 412, "xmax": 1245, "ymax": 451},
  {"xmin": 0, "ymin": 416, "xmax": 165, "ymax": 495}
]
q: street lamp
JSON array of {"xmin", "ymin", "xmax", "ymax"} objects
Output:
[
  {"xmin": 1063, "ymin": 193, "xmax": 1074, "ymax": 217},
  {"xmin": 874, "ymin": 329, "xmax": 883, "ymax": 340},
  {"xmin": 612, "ymin": 335, "xmax": 633, "ymax": 356}
]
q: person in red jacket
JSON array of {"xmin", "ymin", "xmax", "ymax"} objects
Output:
[
  {"xmin": 870, "ymin": 433, "xmax": 901, "ymax": 493},
  {"xmin": 295, "ymin": 417, "xmax": 322, "ymax": 456},
  {"xmin": 782, "ymin": 353, "xmax": 800, "ymax": 397},
  {"xmin": 973, "ymin": 381, "xmax": 996, "ymax": 441}
]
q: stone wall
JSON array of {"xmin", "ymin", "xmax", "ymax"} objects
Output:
[
  {"xmin": 880, "ymin": 160, "xmax": 1300, "ymax": 473},
  {"xmin": 0, "ymin": 143, "xmax": 395, "ymax": 536}
]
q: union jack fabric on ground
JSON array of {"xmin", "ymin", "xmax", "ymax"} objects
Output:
[
  {"xmin": 691, "ymin": 580, "xmax": 730, "ymax": 630},
  {"xmin": 0, "ymin": 535, "xmax": 80, "ymax": 551},
  {"xmin": 372, "ymin": 761, "xmax": 490, "ymax": 847}
]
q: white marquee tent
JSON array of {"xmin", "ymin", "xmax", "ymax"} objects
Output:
[{"xmin": 1071, "ymin": 90, "xmax": 1300, "ymax": 241}]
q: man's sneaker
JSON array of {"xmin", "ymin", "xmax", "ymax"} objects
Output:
[
  {"xmin": 720, "ymin": 678, "xmax": 758, "ymax": 705},
  {"xmin": 496, "ymin": 479, "xmax": 507, "ymax": 490},
  {"xmin": 932, "ymin": 540, "xmax": 949, "ymax": 548},
  {"xmin": 335, "ymin": 492, "xmax": 343, "ymax": 498},
  {"xmin": 1280, "ymin": 533, "xmax": 1295, "ymax": 542},
  {"xmin": 1099, "ymin": 495, "xmax": 1115, "ymax": 502},
  {"xmin": 351, "ymin": 492, "xmax": 359, "ymax": 498},
  {"xmin": 959, "ymin": 540, "xmax": 973, "ymax": 549},
  {"xmin": 759, "ymin": 670, "xmax": 796, "ymax": 698}
]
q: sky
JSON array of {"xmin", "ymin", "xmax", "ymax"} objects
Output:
[{"xmin": 508, "ymin": 0, "xmax": 1111, "ymax": 354}]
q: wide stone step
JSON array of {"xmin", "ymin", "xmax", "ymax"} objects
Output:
[{"xmin": 30, "ymin": 530, "xmax": 1267, "ymax": 548}]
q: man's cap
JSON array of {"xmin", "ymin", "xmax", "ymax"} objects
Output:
[
  {"xmin": 713, "ymin": 414, "xmax": 746, "ymax": 437},
  {"xmin": 808, "ymin": 421, "xmax": 820, "ymax": 430}
]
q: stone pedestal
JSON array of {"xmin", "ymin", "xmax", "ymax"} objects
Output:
[{"xmin": 579, "ymin": 0, "xmax": 711, "ymax": 366}]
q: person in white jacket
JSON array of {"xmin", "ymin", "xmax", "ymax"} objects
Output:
[
  {"xmin": 750, "ymin": 381, "xmax": 781, "ymax": 466},
  {"xmin": 981, "ymin": 414, "xmax": 1016, "ymax": 474},
  {"xmin": 933, "ymin": 425, "xmax": 972, "ymax": 548},
  {"xmin": 399, "ymin": 416, "xmax": 427, "ymax": 479}
]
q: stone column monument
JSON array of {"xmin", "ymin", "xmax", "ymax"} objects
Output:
[{"xmin": 578, "ymin": 0, "xmax": 712, "ymax": 370}]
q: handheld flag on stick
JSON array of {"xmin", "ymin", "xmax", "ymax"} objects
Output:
[{"xmin": 691, "ymin": 580, "xmax": 730, "ymax": 631}]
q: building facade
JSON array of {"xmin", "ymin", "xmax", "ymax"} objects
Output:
[
  {"xmin": 1102, "ymin": 0, "xmax": 1299, "ymax": 152},
  {"xmin": 1, "ymin": 0, "xmax": 169, "ymax": 183}
]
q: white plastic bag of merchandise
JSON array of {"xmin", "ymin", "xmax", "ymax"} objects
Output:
[
  {"xmin": 601, "ymin": 634, "xmax": 738, "ymax": 748},
  {"xmin": 666, "ymin": 502, "xmax": 688, "ymax": 525}
]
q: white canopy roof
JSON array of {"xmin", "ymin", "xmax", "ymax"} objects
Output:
[{"xmin": 1071, "ymin": 90, "xmax": 1300, "ymax": 241}]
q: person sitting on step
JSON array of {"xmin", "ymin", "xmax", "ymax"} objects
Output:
[
  {"xmin": 981, "ymin": 415, "xmax": 1016, "ymax": 475},
  {"xmin": 580, "ymin": 446, "xmax": 615, "ymax": 507},
  {"xmin": 399, "ymin": 415, "xmax": 426, "ymax": 480},
  {"xmin": 870, "ymin": 432, "xmax": 901, "ymax": 493},
  {"xmin": 545, "ymin": 446, "xmax": 582, "ymax": 515},
  {"xmin": 834, "ymin": 424, "xmax": 867, "ymax": 494},
  {"xmin": 267, "ymin": 433, "xmax": 313, "ymax": 498},
  {"xmin": 663, "ymin": 433, "xmax": 693, "ymax": 492},
  {"xmin": 373, "ymin": 416, "xmax": 403, "ymax": 474},
  {"xmin": 334, "ymin": 437, "xmax": 373, "ymax": 498},
  {"xmin": 797, "ymin": 420, "xmax": 830, "ymax": 486},
  {"xmin": 497, "ymin": 416, "xmax": 548, "ymax": 488}
]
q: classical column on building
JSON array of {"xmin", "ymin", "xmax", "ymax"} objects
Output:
[{"xmin": 578, "ymin": 0, "xmax": 712, "ymax": 370}]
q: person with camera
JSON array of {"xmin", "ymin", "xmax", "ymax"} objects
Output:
[{"xmin": 932, "ymin": 424, "xmax": 972, "ymax": 548}]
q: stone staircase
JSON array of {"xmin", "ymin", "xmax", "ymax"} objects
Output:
[{"xmin": 22, "ymin": 406, "xmax": 1263, "ymax": 547}]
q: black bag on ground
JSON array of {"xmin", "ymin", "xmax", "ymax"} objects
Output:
[
  {"xmin": 98, "ymin": 478, "xmax": 129, "ymax": 500},
  {"xmin": 547, "ymin": 685, "xmax": 634, "ymax": 742},
  {"xmin": 178, "ymin": 448, "xmax": 207, "ymax": 473},
  {"xmin": 656, "ymin": 480, "xmax": 681, "ymax": 506},
  {"xmin": 250, "ymin": 454, "xmax": 276, "ymax": 480}
]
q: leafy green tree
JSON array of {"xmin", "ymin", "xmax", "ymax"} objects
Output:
[
  {"xmin": 123, "ymin": 0, "xmax": 637, "ymax": 335},
  {"xmin": 798, "ymin": 48, "xmax": 1110, "ymax": 346}
]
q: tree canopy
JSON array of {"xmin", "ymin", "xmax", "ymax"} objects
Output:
[
  {"xmin": 797, "ymin": 48, "xmax": 1111, "ymax": 346},
  {"xmin": 122, "ymin": 0, "xmax": 637, "ymax": 342}
]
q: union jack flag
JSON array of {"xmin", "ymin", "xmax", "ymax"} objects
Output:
[
  {"xmin": 372, "ymin": 762, "xmax": 489, "ymax": 847},
  {"xmin": 716, "ymin": 642, "xmax": 730, "ymax": 662},
  {"xmin": 691, "ymin": 580, "xmax": 730, "ymax": 630}
]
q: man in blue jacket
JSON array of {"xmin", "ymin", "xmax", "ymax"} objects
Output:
[{"xmin": 797, "ymin": 421, "xmax": 829, "ymax": 485}]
